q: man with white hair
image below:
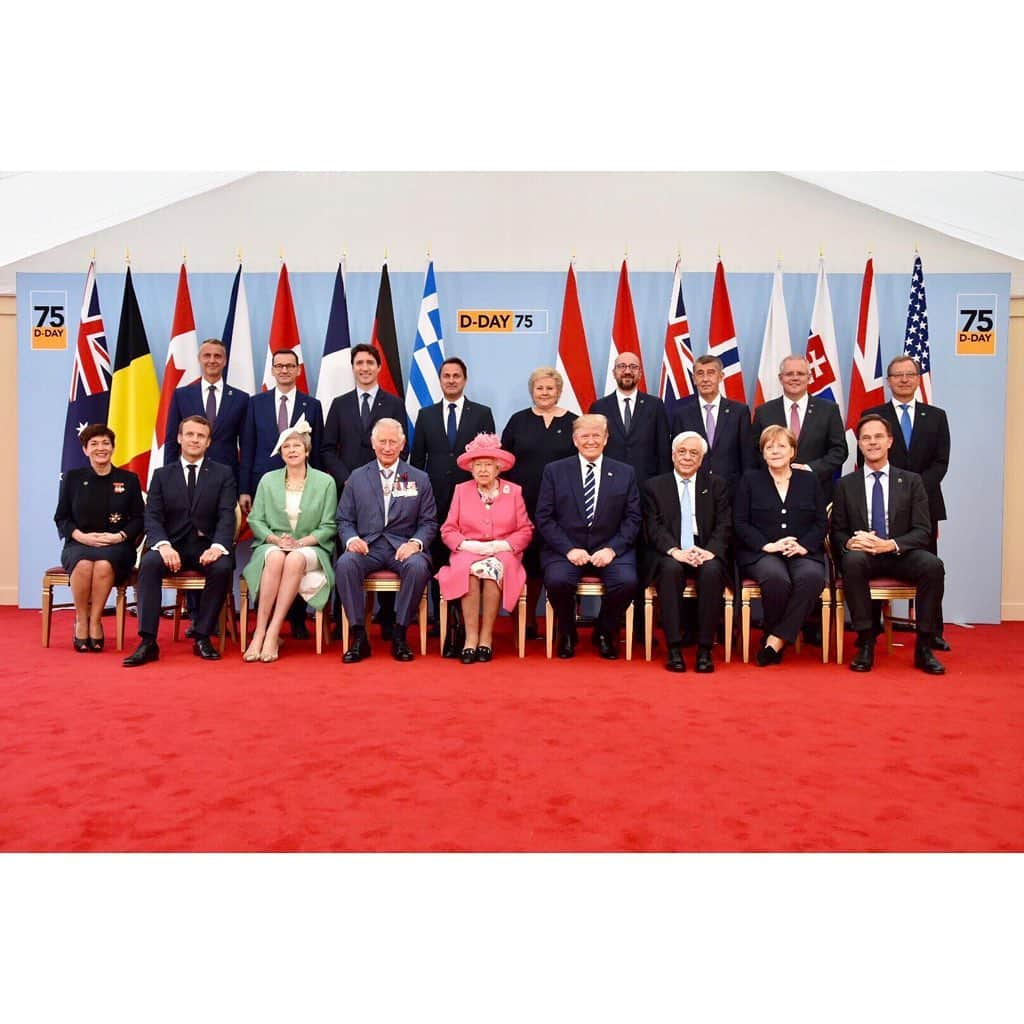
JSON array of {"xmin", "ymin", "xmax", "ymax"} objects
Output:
[
  {"xmin": 641, "ymin": 431, "xmax": 731, "ymax": 673},
  {"xmin": 335, "ymin": 418, "xmax": 437, "ymax": 663}
]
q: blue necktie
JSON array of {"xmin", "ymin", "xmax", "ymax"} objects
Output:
[
  {"xmin": 899, "ymin": 404, "xmax": 912, "ymax": 449},
  {"xmin": 447, "ymin": 402, "xmax": 458, "ymax": 451},
  {"xmin": 360, "ymin": 392, "xmax": 371, "ymax": 430},
  {"xmin": 871, "ymin": 471, "xmax": 888, "ymax": 539},
  {"xmin": 679, "ymin": 478, "xmax": 694, "ymax": 550},
  {"xmin": 583, "ymin": 462, "xmax": 596, "ymax": 526},
  {"xmin": 623, "ymin": 397, "xmax": 632, "ymax": 433}
]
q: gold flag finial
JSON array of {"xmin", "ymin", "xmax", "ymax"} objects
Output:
[
  {"xmin": 124, "ymin": 247, "xmax": 130, "ymax": 265},
  {"xmin": 90, "ymin": 247, "xmax": 96, "ymax": 261},
  {"xmin": 236, "ymin": 246, "xmax": 243, "ymax": 263}
]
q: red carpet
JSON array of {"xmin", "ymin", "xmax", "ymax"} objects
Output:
[{"xmin": 1, "ymin": 607, "xmax": 1022, "ymax": 851}]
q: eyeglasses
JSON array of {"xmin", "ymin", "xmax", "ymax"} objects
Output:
[
  {"xmin": 614, "ymin": 363, "xmax": 641, "ymax": 371},
  {"xmin": 272, "ymin": 363, "xmax": 298, "ymax": 371},
  {"xmin": 888, "ymin": 371, "xmax": 918, "ymax": 380}
]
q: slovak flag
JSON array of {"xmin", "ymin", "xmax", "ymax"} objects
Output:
[
  {"xmin": 845, "ymin": 256, "xmax": 885, "ymax": 472},
  {"xmin": 804, "ymin": 258, "xmax": 844, "ymax": 417},
  {"xmin": 658, "ymin": 258, "xmax": 696, "ymax": 407}
]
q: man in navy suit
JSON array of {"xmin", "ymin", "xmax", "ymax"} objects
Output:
[
  {"xmin": 321, "ymin": 343, "xmax": 408, "ymax": 492},
  {"xmin": 535, "ymin": 413, "xmax": 642, "ymax": 660},
  {"xmin": 411, "ymin": 356, "xmax": 496, "ymax": 651},
  {"xmin": 164, "ymin": 338, "xmax": 249, "ymax": 480},
  {"xmin": 751, "ymin": 355, "xmax": 847, "ymax": 503},
  {"xmin": 668, "ymin": 355, "xmax": 754, "ymax": 498},
  {"xmin": 831, "ymin": 415, "xmax": 945, "ymax": 675},
  {"xmin": 589, "ymin": 351, "xmax": 671, "ymax": 485},
  {"xmin": 335, "ymin": 418, "xmax": 437, "ymax": 663},
  {"xmin": 124, "ymin": 416, "xmax": 237, "ymax": 667},
  {"xmin": 862, "ymin": 355, "xmax": 952, "ymax": 650},
  {"xmin": 239, "ymin": 348, "xmax": 323, "ymax": 513}
]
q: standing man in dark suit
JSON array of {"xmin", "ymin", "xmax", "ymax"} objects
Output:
[
  {"xmin": 321, "ymin": 343, "xmax": 408, "ymax": 492},
  {"xmin": 831, "ymin": 414, "xmax": 945, "ymax": 675},
  {"xmin": 535, "ymin": 413, "xmax": 642, "ymax": 660},
  {"xmin": 589, "ymin": 351, "xmax": 671, "ymax": 484},
  {"xmin": 239, "ymin": 348, "xmax": 324, "ymax": 514},
  {"xmin": 642, "ymin": 431, "xmax": 731, "ymax": 673},
  {"xmin": 124, "ymin": 415, "xmax": 237, "ymax": 667},
  {"xmin": 335, "ymin": 418, "xmax": 437, "ymax": 663},
  {"xmin": 165, "ymin": 338, "xmax": 249, "ymax": 480},
  {"xmin": 410, "ymin": 356, "xmax": 496, "ymax": 652},
  {"xmin": 669, "ymin": 354, "xmax": 754, "ymax": 498},
  {"xmin": 862, "ymin": 355, "xmax": 952, "ymax": 651},
  {"xmin": 751, "ymin": 355, "xmax": 847, "ymax": 504}
]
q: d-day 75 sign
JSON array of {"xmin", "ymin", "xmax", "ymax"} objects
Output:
[
  {"xmin": 955, "ymin": 294, "xmax": 997, "ymax": 356},
  {"xmin": 456, "ymin": 309, "xmax": 548, "ymax": 333},
  {"xmin": 29, "ymin": 291, "xmax": 68, "ymax": 350}
]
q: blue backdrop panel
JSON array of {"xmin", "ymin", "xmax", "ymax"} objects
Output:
[{"xmin": 18, "ymin": 268, "xmax": 1010, "ymax": 623}]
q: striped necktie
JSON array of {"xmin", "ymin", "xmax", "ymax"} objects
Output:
[{"xmin": 583, "ymin": 462, "xmax": 596, "ymax": 526}]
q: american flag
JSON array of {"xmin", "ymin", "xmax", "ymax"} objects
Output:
[
  {"xmin": 61, "ymin": 261, "xmax": 112, "ymax": 474},
  {"xmin": 902, "ymin": 254, "xmax": 932, "ymax": 404},
  {"xmin": 658, "ymin": 258, "xmax": 696, "ymax": 406}
]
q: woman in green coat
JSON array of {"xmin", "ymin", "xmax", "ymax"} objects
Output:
[{"xmin": 242, "ymin": 418, "xmax": 337, "ymax": 662}]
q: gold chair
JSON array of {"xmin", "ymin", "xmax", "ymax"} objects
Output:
[
  {"xmin": 237, "ymin": 578, "xmax": 328, "ymax": 656},
  {"xmin": 642, "ymin": 583, "xmax": 735, "ymax": 662},
  {"xmin": 339, "ymin": 571, "xmax": 429, "ymax": 655},
  {"xmin": 438, "ymin": 586, "xmax": 528, "ymax": 658},
  {"xmin": 739, "ymin": 579, "xmax": 832, "ymax": 664},
  {"xmin": 40, "ymin": 568, "xmax": 130, "ymax": 651},
  {"xmin": 543, "ymin": 576, "xmax": 635, "ymax": 660},
  {"xmin": 833, "ymin": 578, "xmax": 918, "ymax": 665}
]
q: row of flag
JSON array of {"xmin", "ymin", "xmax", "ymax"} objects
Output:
[{"xmin": 61, "ymin": 253, "xmax": 934, "ymax": 485}]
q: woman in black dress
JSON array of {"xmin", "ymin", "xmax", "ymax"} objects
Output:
[
  {"xmin": 54, "ymin": 424, "xmax": 145, "ymax": 651},
  {"xmin": 500, "ymin": 366, "xmax": 578, "ymax": 636},
  {"xmin": 733, "ymin": 424, "xmax": 827, "ymax": 666}
]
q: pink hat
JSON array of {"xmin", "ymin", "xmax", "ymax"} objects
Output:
[{"xmin": 456, "ymin": 432, "xmax": 516, "ymax": 472}]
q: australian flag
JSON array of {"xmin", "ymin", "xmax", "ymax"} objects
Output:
[
  {"xmin": 902, "ymin": 254, "xmax": 932, "ymax": 404},
  {"xmin": 61, "ymin": 261, "xmax": 111, "ymax": 475}
]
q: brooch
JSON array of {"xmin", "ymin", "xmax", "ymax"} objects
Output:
[{"xmin": 109, "ymin": 512, "xmax": 123, "ymax": 524}]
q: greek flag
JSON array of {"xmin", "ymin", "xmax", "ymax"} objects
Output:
[{"xmin": 404, "ymin": 260, "xmax": 446, "ymax": 448}]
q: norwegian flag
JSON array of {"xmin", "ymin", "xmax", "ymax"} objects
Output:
[
  {"xmin": 707, "ymin": 258, "xmax": 747, "ymax": 403},
  {"xmin": 845, "ymin": 256, "xmax": 885, "ymax": 472},
  {"xmin": 604, "ymin": 259, "xmax": 648, "ymax": 394},
  {"xmin": 555, "ymin": 261, "xmax": 597, "ymax": 416},
  {"xmin": 902, "ymin": 254, "xmax": 932, "ymax": 404},
  {"xmin": 61, "ymin": 261, "xmax": 112, "ymax": 475},
  {"xmin": 261, "ymin": 262, "xmax": 310, "ymax": 393},
  {"xmin": 148, "ymin": 263, "xmax": 200, "ymax": 487},
  {"xmin": 658, "ymin": 258, "xmax": 695, "ymax": 405},
  {"xmin": 804, "ymin": 257, "xmax": 845, "ymax": 417}
]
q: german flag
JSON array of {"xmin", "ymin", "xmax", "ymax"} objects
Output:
[
  {"xmin": 371, "ymin": 262, "xmax": 404, "ymax": 397},
  {"xmin": 108, "ymin": 266, "xmax": 160, "ymax": 487}
]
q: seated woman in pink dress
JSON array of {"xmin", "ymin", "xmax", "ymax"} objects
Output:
[{"xmin": 437, "ymin": 434, "xmax": 533, "ymax": 663}]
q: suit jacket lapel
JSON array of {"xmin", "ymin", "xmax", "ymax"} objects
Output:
[
  {"xmin": 454, "ymin": 401, "xmax": 477, "ymax": 450},
  {"xmin": 693, "ymin": 473, "xmax": 712, "ymax": 538},
  {"xmin": 852, "ymin": 472, "xmax": 869, "ymax": 530},
  {"xmin": 570, "ymin": 460, "xmax": 587, "ymax": 522}
]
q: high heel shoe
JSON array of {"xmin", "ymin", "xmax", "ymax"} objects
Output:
[
  {"xmin": 259, "ymin": 638, "xmax": 281, "ymax": 663},
  {"xmin": 460, "ymin": 647, "xmax": 478, "ymax": 664},
  {"xmin": 243, "ymin": 639, "xmax": 263, "ymax": 662},
  {"xmin": 88, "ymin": 628, "xmax": 105, "ymax": 652},
  {"xmin": 73, "ymin": 626, "xmax": 89, "ymax": 653},
  {"xmin": 475, "ymin": 645, "xmax": 492, "ymax": 663}
]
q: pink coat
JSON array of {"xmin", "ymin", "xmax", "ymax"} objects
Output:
[{"xmin": 436, "ymin": 479, "xmax": 534, "ymax": 612}]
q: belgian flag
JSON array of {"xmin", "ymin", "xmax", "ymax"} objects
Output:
[
  {"xmin": 107, "ymin": 266, "xmax": 160, "ymax": 487},
  {"xmin": 371, "ymin": 262, "xmax": 404, "ymax": 398}
]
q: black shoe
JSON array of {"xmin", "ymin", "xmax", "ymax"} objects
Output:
[
  {"xmin": 442, "ymin": 623, "xmax": 466, "ymax": 659},
  {"xmin": 184, "ymin": 625, "xmax": 196, "ymax": 640},
  {"xmin": 87, "ymin": 634, "xmax": 105, "ymax": 652},
  {"xmin": 460, "ymin": 647, "xmax": 477, "ymax": 664},
  {"xmin": 342, "ymin": 633, "xmax": 371, "ymax": 663},
  {"xmin": 850, "ymin": 641, "xmax": 875, "ymax": 672},
  {"xmin": 594, "ymin": 631, "xmax": 618, "ymax": 660},
  {"xmin": 756, "ymin": 644, "xmax": 783, "ymax": 667},
  {"xmin": 193, "ymin": 637, "xmax": 221, "ymax": 660},
  {"xmin": 476, "ymin": 646, "xmax": 492, "ymax": 663},
  {"xmin": 695, "ymin": 646, "xmax": 714, "ymax": 673},
  {"xmin": 391, "ymin": 638, "xmax": 414, "ymax": 662},
  {"xmin": 665, "ymin": 644, "xmax": 686, "ymax": 673},
  {"xmin": 291, "ymin": 621, "xmax": 310, "ymax": 641},
  {"xmin": 123, "ymin": 639, "xmax": 159, "ymax": 667},
  {"xmin": 914, "ymin": 642, "xmax": 946, "ymax": 675},
  {"xmin": 557, "ymin": 632, "xmax": 576, "ymax": 659},
  {"xmin": 73, "ymin": 628, "xmax": 90, "ymax": 653},
  {"xmin": 931, "ymin": 635, "xmax": 951, "ymax": 652}
]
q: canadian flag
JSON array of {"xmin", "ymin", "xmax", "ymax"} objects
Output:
[{"xmin": 261, "ymin": 263, "xmax": 309, "ymax": 392}]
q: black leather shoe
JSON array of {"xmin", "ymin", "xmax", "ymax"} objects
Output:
[
  {"xmin": 391, "ymin": 638, "xmax": 414, "ymax": 662},
  {"xmin": 850, "ymin": 642, "xmax": 875, "ymax": 672},
  {"xmin": 123, "ymin": 639, "xmax": 159, "ymax": 667},
  {"xmin": 557, "ymin": 632, "xmax": 576, "ymax": 659},
  {"xmin": 184, "ymin": 625, "xmax": 196, "ymax": 640},
  {"xmin": 193, "ymin": 637, "xmax": 221, "ymax": 660},
  {"xmin": 442, "ymin": 623, "xmax": 466, "ymax": 659},
  {"xmin": 931, "ymin": 635, "xmax": 951, "ymax": 652},
  {"xmin": 695, "ymin": 647, "xmax": 714, "ymax": 673},
  {"xmin": 460, "ymin": 647, "xmax": 477, "ymax": 664},
  {"xmin": 914, "ymin": 643, "xmax": 946, "ymax": 675},
  {"xmin": 756, "ymin": 644, "xmax": 783, "ymax": 667},
  {"xmin": 476, "ymin": 646, "xmax": 492, "ymax": 663},
  {"xmin": 342, "ymin": 634, "xmax": 371, "ymax": 663},
  {"xmin": 665, "ymin": 644, "xmax": 686, "ymax": 672},
  {"xmin": 595, "ymin": 631, "xmax": 618, "ymax": 660},
  {"xmin": 87, "ymin": 635, "xmax": 105, "ymax": 652},
  {"xmin": 73, "ymin": 629, "xmax": 90, "ymax": 653}
]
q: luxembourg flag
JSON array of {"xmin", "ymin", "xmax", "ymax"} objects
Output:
[
  {"xmin": 845, "ymin": 256, "xmax": 885, "ymax": 473},
  {"xmin": 754, "ymin": 265, "xmax": 791, "ymax": 406},
  {"xmin": 658, "ymin": 258, "xmax": 695, "ymax": 406},
  {"xmin": 804, "ymin": 257, "xmax": 844, "ymax": 417}
]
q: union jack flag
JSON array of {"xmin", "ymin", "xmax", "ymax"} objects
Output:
[
  {"xmin": 902, "ymin": 254, "xmax": 932, "ymax": 404},
  {"xmin": 658, "ymin": 258, "xmax": 695, "ymax": 406},
  {"xmin": 61, "ymin": 261, "xmax": 112, "ymax": 474}
]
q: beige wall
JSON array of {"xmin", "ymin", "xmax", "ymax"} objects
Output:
[
  {"xmin": 0, "ymin": 296, "xmax": 18, "ymax": 603},
  {"xmin": 1002, "ymin": 297, "xmax": 1024, "ymax": 619}
]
